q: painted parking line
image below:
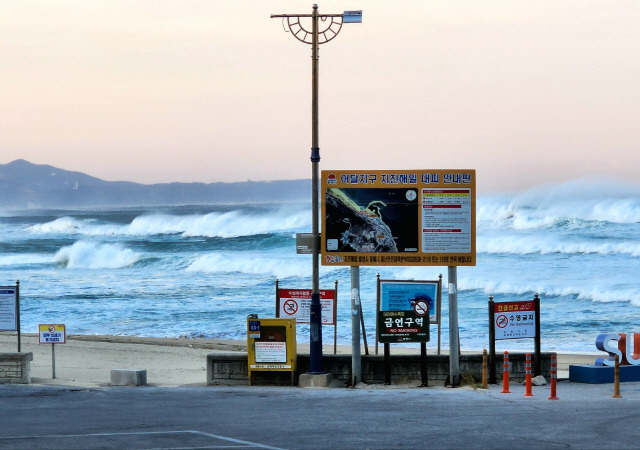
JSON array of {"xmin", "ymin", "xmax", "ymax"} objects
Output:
[{"xmin": 0, "ymin": 430, "xmax": 285, "ymax": 450}]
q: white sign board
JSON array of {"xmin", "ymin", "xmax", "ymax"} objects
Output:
[
  {"xmin": 0, "ymin": 287, "xmax": 17, "ymax": 331},
  {"xmin": 277, "ymin": 289, "xmax": 335, "ymax": 325},
  {"xmin": 39, "ymin": 324, "xmax": 66, "ymax": 344},
  {"xmin": 493, "ymin": 301, "xmax": 536, "ymax": 340},
  {"xmin": 254, "ymin": 341, "xmax": 287, "ymax": 363}
]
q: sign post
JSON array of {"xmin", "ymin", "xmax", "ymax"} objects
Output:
[
  {"xmin": 488, "ymin": 295, "xmax": 541, "ymax": 384},
  {"xmin": 39, "ymin": 324, "xmax": 66, "ymax": 379},
  {"xmin": 377, "ymin": 278, "xmax": 440, "ymax": 386},
  {"xmin": 322, "ymin": 169, "xmax": 475, "ymax": 386},
  {"xmin": 275, "ymin": 281, "xmax": 338, "ymax": 353}
]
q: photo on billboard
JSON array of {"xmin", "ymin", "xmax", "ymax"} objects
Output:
[{"xmin": 324, "ymin": 187, "xmax": 419, "ymax": 254}]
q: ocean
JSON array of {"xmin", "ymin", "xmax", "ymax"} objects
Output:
[{"xmin": 1, "ymin": 178, "xmax": 639, "ymax": 354}]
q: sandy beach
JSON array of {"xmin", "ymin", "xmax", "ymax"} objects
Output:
[{"xmin": 1, "ymin": 332, "xmax": 600, "ymax": 387}]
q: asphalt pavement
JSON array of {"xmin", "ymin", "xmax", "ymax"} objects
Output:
[{"xmin": 2, "ymin": 380, "xmax": 639, "ymax": 449}]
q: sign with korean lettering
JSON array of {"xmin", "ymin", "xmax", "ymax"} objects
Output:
[
  {"xmin": 246, "ymin": 318, "xmax": 297, "ymax": 384},
  {"xmin": 378, "ymin": 310, "xmax": 430, "ymax": 343},
  {"xmin": 276, "ymin": 289, "xmax": 335, "ymax": 325},
  {"xmin": 0, "ymin": 287, "xmax": 17, "ymax": 331},
  {"xmin": 254, "ymin": 341, "xmax": 288, "ymax": 364},
  {"xmin": 321, "ymin": 169, "xmax": 476, "ymax": 266},
  {"xmin": 39, "ymin": 324, "xmax": 66, "ymax": 344},
  {"xmin": 493, "ymin": 301, "xmax": 535, "ymax": 340}
]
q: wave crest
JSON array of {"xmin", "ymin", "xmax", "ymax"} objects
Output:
[
  {"xmin": 54, "ymin": 241, "xmax": 141, "ymax": 269},
  {"xmin": 27, "ymin": 208, "xmax": 310, "ymax": 238},
  {"xmin": 479, "ymin": 178, "xmax": 640, "ymax": 229}
]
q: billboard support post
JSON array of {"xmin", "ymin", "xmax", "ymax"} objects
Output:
[
  {"xmin": 448, "ymin": 266, "xmax": 460, "ymax": 386},
  {"xmin": 534, "ymin": 294, "xmax": 541, "ymax": 376},
  {"xmin": 350, "ymin": 266, "xmax": 361, "ymax": 385}
]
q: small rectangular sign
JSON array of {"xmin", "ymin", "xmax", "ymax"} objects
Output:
[
  {"xmin": 276, "ymin": 289, "xmax": 336, "ymax": 325},
  {"xmin": 39, "ymin": 324, "xmax": 66, "ymax": 344},
  {"xmin": 248, "ymin": 320, "xmax": 261, "ymax": 338},
  {"xmin": 343, "ymin": 10, "xmax": 362, "ymax": 23},
  {"xmin": 254, "ymin": 341, "xmax": 287, "ymax": 363},
  {"xmin": 493, "ymin": 301, "xmax": 536, "ymax": 340},
  {"xmin": 378, "ymin": 310, "xmax": 430, "ymax": 343},
  {"xmin": 296, "ymin": 233, "xmax": 317, "ymax": 254}
]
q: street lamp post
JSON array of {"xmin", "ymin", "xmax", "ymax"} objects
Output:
[{"xmin": 271, "ymin": 5, "xmax": 361, "ymax": 375}]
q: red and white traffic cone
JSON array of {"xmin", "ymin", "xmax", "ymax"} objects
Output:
[
  {"xmin": 548, "ymin": 354, "xmax": 559, "ymax": 400},
  {"xmin": 501, "ymin": 351, "xmax": 511, "ymax": 394},
  {"xmin": 524, "ymin": 353, "xmax": 534, "ymax": 397}
]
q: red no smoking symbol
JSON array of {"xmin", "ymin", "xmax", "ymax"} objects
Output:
[
  {"xmin": 496, "ymin": 314, "xmax": 508, "ymax": 328},
  {"xmin": 283, "ymin": 299, "xmax": 298, "ymax": 315},
  {"xmin": 413, "ymin": 300, "xmax": 429, "ymax": 316}
]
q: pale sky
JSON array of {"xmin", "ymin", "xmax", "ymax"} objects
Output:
[{"xmin": 2, "ymin": 1, "xmax": 639, "ymax": 193}]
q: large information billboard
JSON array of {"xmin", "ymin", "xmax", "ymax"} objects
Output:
[{"xmin": 321, "ymin": 169, "xmax": 476, "ymax": 266}]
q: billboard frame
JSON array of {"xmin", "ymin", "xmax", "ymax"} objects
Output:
[{"xmin": 321, "ymin": 169, "xmax": 476, "ymax": 267}]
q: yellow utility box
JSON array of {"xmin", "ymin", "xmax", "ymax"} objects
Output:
[{"xmin": 247, "ymin": 317, "xmax": 297, "ymax": 385}]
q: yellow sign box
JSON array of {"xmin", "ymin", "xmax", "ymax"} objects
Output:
[
  {"xmin": 321, "ymin": 169, "xmax": 476, "ymax": 266},
  {"xmin": 247, "ymin": 318, "xmax": 297, "ymax": 385}
]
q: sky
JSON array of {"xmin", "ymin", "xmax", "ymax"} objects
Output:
[{"xmin": 2, "ymin": 1, "xmax": 639, "ymax": 193}]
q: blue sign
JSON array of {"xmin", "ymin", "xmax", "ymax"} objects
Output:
[{"xmin": 380, "ymin": 280, "xmax": 438, "ymax": 324}]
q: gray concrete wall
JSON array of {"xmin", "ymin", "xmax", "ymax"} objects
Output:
[
  {"xmin": 207, "ymin": 352, "xmax": 556, "ymax": 386},
  {"xmin": 0, "ymin": 352, "xmax": 33, "ymax": 383}
]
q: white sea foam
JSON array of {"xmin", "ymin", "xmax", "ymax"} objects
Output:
[
  {"xmin": 129, "ymin": 209, "xmax": 309, "ymax": 238},
  {"xmin": 27, "ymin": 208, "xmax": 310, "ymax": 238},
  {"xmin": 54, "ymin": 241, "xmax": 141, "ymax": 269},
  {"xmin": 0, "ymin": 254, "xmax": 52, "ymax": 266},
  {"xmin": 185, "ymin": 252, "xmax": 340, "ymax": 279},
  {"xmin": 458, "ymin": 275, "xmax": 640, "ymax": 306},
  {"xmin": 477, "ymin": 235, "xmax": 640, "ymax": 256},
  {"xmin": 27, "ymin": 217, "xmax": 85, "ymax": 234},
  {"xmin": 478, "ymin": 178, "xmax": 640, "ymax": 229}
]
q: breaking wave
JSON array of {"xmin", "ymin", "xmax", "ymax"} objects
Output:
[
  {"xmin": 54, "ymin": 241, "xmax": 141, "ymax": 269},
  {"xmin": 27, "ymin": 208, "xmax": 310, "ymax": 238},
  {"xmin": 478, "ymin": 178, "xmax": 640, "ymax": 229}
]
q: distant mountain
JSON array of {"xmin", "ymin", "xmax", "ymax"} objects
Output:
[{"xmin": 0, "ymin": 160, "xmax": 310, "ymax": 209}]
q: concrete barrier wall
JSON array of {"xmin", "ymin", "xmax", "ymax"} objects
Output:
[
  {"xmin": 207, "ymin": 352, "xmax": 556, "ymax": 386},
  {"xmin": 0, "ymin": 352, "xmax": 33, "ymax": 384}
]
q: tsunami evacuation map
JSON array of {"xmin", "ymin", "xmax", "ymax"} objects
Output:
[{"xmin": 324, "ymin": 188, "xmax": 419, "ymax": 253}]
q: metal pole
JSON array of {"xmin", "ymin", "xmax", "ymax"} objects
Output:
[
  {"xmin": 359, "ymin": 302, "xmax": 369, "ymax": 355},
  {"xmin": 375, "ymin": 273, "xmax": 380, "ymax": 355},
  {"xmin": 308, "ymin": 4, "xmax": 324, "ymax": 374},
  {"xmin": 350, "ymin": 266, "xmax": 361, "ymax": 385},
  {"xmin": 16, "ymin": 280, "xmax": 21, "ymax": 352},
  {"xmin": 52, "ymin": 344, "xmax": 56, "ymax": 379},
  {"xmin": 534, "ymin": 293, "xmax": 541, "ymax": 376},
  {"xmin": 437, "ymin": 274, "xmax": 442, "ymax": 355},
  {"xmin": 334, "ymin": 280, "xmax": 338, "ymax": 355},
  {"xmin": 488, "ymin": 296, "xmax": 497, "ymax": 384},
  {"xmin": 448, "ymin": 266, "xmax": 460, "ymax": 386}
]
